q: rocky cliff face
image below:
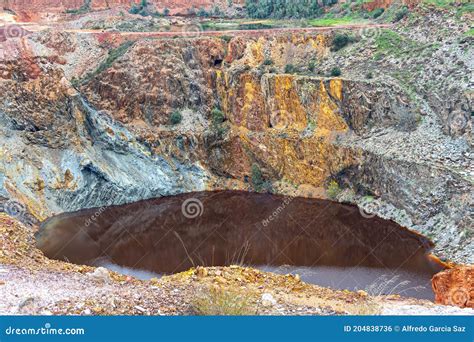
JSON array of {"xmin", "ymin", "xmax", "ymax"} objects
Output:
[
  {"xmin": 1, "ymin": 0, "xmax": 244, "ymax": 16},
  {"xmin": 0, "ymin": 6, "xmax": 472, "ymax": 265}
]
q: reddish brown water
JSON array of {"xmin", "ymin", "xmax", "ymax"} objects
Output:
[{"xmin": 36, "ymin": 191, "xmax": 443, "ymax": 299}]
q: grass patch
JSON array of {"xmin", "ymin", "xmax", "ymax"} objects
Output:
[
  {"xmin": 423, "ymin": 0, "xmax": 459, "ymax": 7},
  {"xmin": 79, "ymin": 41, "xmax": 134, "ymax": 85},
  {"xmin": 374, "ymin": 30, "xmax": 418, "ymax": 57},
  {"xmin": 465, "ymin": 28, "xmax": 474, "ymax": 37},
  {"xmin": 307, "ymin": 17, "xmax": 364, "ymax": 27},
  {"xmin": 326, "ymin": 180, "xmax": 342, "ymax": 200},
  {"xmin": 192, "ymin": 287, "xmax": 256, "ymax": 315}
]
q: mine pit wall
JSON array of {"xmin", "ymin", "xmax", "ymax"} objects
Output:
[
  {"xmin": 1, "ymin": 0, "xmax": 245, "ymax": 18},
  {"xmin": 0, "ymin": 32, "xmax": 471, "ymax": 263}
]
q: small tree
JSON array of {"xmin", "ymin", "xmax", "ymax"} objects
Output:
[
  {"xmin": 330, "ymin": 67, "xmax": 341, "ymax": 77},
  {"xmin": 251, "ymin": 164, "xmax": 265, "ymax": 192},
  {"xmin": 394, "ymin": 6, "xmax": 409, "ymax": 22},
  {"xmin": 284, "ymin": 64, "xmax": 299, "ymax": 74},
  {"xmin": 332, "ymin": 33, "xmax": 352, "ymax": 51},
  {"xmin": 263, "ymin": 58, "xmax": 274, "ymax": 66},
  {"xmin": 129, "ymin": 5, "xmax": 140, "ymax": 14},
  {"xmin": 163, "ymin": 7, "xmax": 170, "ymax": 16},
  {"xmin": 198, "ymin": 7, "xmax": 209, "ymax": 17},
  {"xmin": 170, "ymin": 110, "xmax": 182, "ymax": 125},
  {"xmin": 371, "ymin": 8, "xmax": 384, "ymax": 18},
  {"xmin": 211, "ymin": 108, "xmax": 225, "ymax": 125}
]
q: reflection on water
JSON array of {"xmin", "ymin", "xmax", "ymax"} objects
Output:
[{"xmin": 37, "ymin": 191, "xmax": 443, "ymax": 299}]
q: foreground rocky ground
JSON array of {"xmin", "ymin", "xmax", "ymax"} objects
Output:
[{"xmin": 0, "ymin": 214, "xmax": 472, "ymax": 315}]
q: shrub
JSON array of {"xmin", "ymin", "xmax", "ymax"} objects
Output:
[
  {"xmin": 366, "ymin": 71, "xmax": 374, "ymax": 79},
  {"xmin": 250, "ymin": 164, "xmax": 271, "ymax": 192},
  {"xmin": 169, "ymin": 111, "xmax": 182, "ymax": 125},
  {"xmin": 263, "ymin": 58, "xmax": 274, "ymax": 66},
  {"xmin": 332, "ymin": 33, "xmax": 352, "ymax": 51},
  {"xmin": 198, "ymin": 7, "xmax": 209, "ymax": 17},
  {"xmin": 393, "ymin": 6, "xmax": 409, "ymax": 22},
  {"xmin": 330, "ymin": 67, "xmax": 342, "ymax": 77},
  {"xmin": 326, "ymin": 180, "xmax": 341, "ymax": 200},
  {"xmin": 163, "ymin": 8, "xmax": 170, "ymax": 16},
  {"xmin": 284, "ymin": 64, "xmax": 299, "ymax": 74},
  {"xmin": 211, "ymin": 108, "xmax": 225, "ymax": 125},
  {"xmin": 193, "ymin": 287, "xmax": 256, "ymax": 315},
  {"xmin": 371, "ymin": 8, "xmax": 384, "ymax": 18},
  {"xmin": 308, "ymin": 60, "xmax": 316, "ymax": 72}
]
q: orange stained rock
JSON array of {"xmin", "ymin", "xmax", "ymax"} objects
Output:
[{"xmin": 432, "ymin": 265, "xmax": 474, "ymax": 309}]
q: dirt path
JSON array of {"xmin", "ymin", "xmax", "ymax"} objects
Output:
[{"xmin": 8, "ymin": 22, "xmax": 393, "ymax": 39}]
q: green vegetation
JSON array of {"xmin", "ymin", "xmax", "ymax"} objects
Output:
[
  {"xmin": 374, "ymin": 30, "xmax": 418, "ymax": 57},
  {"xmin": 326, "ymin": 180, "xmax": 342, "ymax": 200},
  {"xmin": 211, "ymin": 108, "xmax": 226, "ymax": 126},
  {"xmin": 370, "ymin": 8, "xmax": 384, "ymax": 18},
  {"xmin": 245, "ymin": 0, "xmax": 337, "ymax": 19},
  {"xmin": 65, "ymin": 0, "xmax": 91, "ymax": 14},
  {"xmin": 169, "ymin": 110, "xmax": 183, "ymax": 125},
  {"xmin": 250, "ymin": 164, "xmax": 271, "ymax": 192},
  {"xmin": 375, "ymin": 30, "xmax": 404, "ymax": 51},
  {"xmin": 284, "ymin": 64, "xmax": 300, "ymax": 74},
  {"xmin": 330, "ymin": 67, "xmax": 342, "ymax": 77},
  {"xmin": 263, "ymin": 58, "xmax": 274, "ymax": 66},
  {"xmin": 393, "ymin": 6, "xmax": 409, "ymax": 22},
  {"xmin": 130, "ymin": 0, "xmax": 163, "ymax": 17},
  {"xmin": 306, "ymin": 17, "xmax": 363, "ymax": 27},
  {"xmin": 79, "ymin": 41, "xmax": 135, "ymax": 85},
  {"xmin": 422, "ymin": 0, "xmax": 459, "ymax": 7},
  {"xmin": 129, "ymin": 0, "xmax": 148, "ymax": 15},
  {"xmin": 308, "ymin": 60, "xmax": 316, "ymax": 72},
  {"xmin": 210, "ymin": 107, "xmax": 228, "ymax": 137},
  {"xmin": 466, "ymin": 28, "xmax": 474, "ymax": 37},
  {"xmin": 198, "ymin": 7, "xmax": 210, "ymax": 17},
  {"xmin": 193, "ymin": 287, "xmax": 256, "ymax": 315},
  {"xmin": 331, "ymin": 33, "xmax": 354, "ymax": 51}
]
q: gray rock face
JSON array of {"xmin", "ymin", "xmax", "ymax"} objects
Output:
[{"xmin": 0, "ymin": 91, "xmax": 208, "ymax": 218}]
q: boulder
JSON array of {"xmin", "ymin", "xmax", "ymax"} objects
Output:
[{"xmin": 432, "ymin": 265, "xmax": 473, "ymax": 308}]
